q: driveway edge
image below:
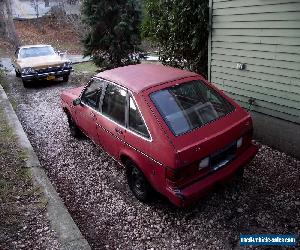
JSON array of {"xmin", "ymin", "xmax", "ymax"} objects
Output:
[{"xmin": 0, "ymin": 85, "xmax": 91, "ymax": 250}]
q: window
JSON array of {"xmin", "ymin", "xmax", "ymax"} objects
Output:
[
  {"xmin": 102, "ymin": 84, "xmax": 126, "ymax": 126},
  {"xmin": 19, "ymin": 46, "xmax": 56, "ymax": 58},
  {"xmin": 81, "ymin": 79, "xmax": 103, "ymax": 109},
  {"xmin": 151, "ymin": 80, "xmax": 235, "ymax": 136},
  {"xmin": 129, "ymin": 97, "xmax": 150, "ymax": 138}
]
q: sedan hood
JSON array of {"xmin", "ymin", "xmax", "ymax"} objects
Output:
[
  {"xmin": 68, "ymin": 86, "xmax": 84, "ymax": 97},
  {"xmin": 18, "ymin": 55, "xmax": 66, "ymax": 69}
]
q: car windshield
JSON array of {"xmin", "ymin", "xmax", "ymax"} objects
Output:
[
  {"xmin": 150, "ymin": 80, "xmax": 235, "ymax": 136},
  {"xmin": 19, "ymin": 46, "xmax": 56, "ymax": 58}
]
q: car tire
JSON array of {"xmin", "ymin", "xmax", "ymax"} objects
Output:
[
  {"xmin": 235, "ymin": 167, "xmax": 244, "ymax": 179},
  {"xmin": 22, "ymin": 79, "xmax": 30, "ymax": 88},
  {"xmin": 126, "ymin": 161, "xmax": 153, "ymax": 203},
  {"xmin": 63, "ymin": 75, "xmax": 69, "ymax": 82},
  {"xmin": 15, "ymin": 70, "xmax": 21, "ymax": 77},
  {"xmin": 66, "ymin": 112, "xmax": 81, "ymax": 138}
]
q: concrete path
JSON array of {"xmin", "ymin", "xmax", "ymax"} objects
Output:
[
  {"xmin": 67, "ymin": 55, "xmax": 91, "ymax": 64},
  {"xmin": 0, "ymin": 85, "xmax": 91, "ymax": 250}
]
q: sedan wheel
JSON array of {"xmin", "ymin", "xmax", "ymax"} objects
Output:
[
  {"xmin": 63, "ymin": 75, "xmax": 69, "ymax": 82},
  {"xmin": 66, "ymin": 113, "xmax": 81, "ymax": 138},
  {"xmin": 127, "ymin": 162, "xmax": 153, "ymax": 203},
  {"xmin": 22, "ymin": 79, "xmax": 30, "ymax": 88}
]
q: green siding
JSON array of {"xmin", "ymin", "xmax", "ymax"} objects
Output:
[{"xmin": 209, "ymin": 0, "xmax": 300, "ymax": 124}]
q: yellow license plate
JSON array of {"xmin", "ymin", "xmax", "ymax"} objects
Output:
[{"xmin": 46, "ymin": 75, "xmax": 55, "ymax": 81}]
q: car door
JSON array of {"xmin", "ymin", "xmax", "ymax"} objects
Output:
[
  {"xmin": 96, "ymin": 83, "xmax": 126, "ymax": 159},
  {"xmin": 75, "ymin": 79, "xmax": 104, "ymax": 144}
]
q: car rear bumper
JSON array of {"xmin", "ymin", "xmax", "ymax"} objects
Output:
[
  {"xmin": 21, "ymin": 68, "xmax": 73, "ymax": 81},
  {"xmin": 166, "ymin": 143, "xmax": 259, "ymax": 207}
]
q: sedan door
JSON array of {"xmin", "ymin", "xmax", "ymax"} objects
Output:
[
  {"xmin": 74, "ymin": 79, "xmax": 104, "ymax": 144},
  {"xmin": 96, "ymin": 83, "xmax": 127, "ymax": 159}
]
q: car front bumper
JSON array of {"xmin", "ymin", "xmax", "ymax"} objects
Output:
[
  {"xmin": 166, "ymin": 143, "xmax": 259, "ymax": 207},
  {"xmin": 21, "ymin": 68, "xmax": 73, "ymax": 81}
]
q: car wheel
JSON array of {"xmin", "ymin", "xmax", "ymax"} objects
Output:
[
  {"xmin": 66, "ymin": 112, "xmax": 81, "ymax": 138},
  {"xmin": 126, "ymin": 161, "xmax": 153, "ymax": 203},
  {"xmin": 63, "ymin": 75, "xmax": 69, "ymax": 82},
  {"xmin": 22, "ymin": 79, "xmax": 30, "ymax": 88},
  {"xmin": 235, "ymin": 167, "xmax": 244, "ymax": 179},
  {"xmin": 15, "ymin": 70, "xmax": 21, "ymax": 77}
]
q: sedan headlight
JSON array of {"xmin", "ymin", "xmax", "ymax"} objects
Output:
[
  {"xmin": 21, "ymin": 67, "xmax": 36, "ymax": 74},
  {"xmin": 63, "ymin": 61, "xmax": 72, "ymax": 68}
]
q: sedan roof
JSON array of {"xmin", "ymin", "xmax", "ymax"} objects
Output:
[
  {"xmin": 95, "ymin": 64, "xmax": 199, "ymax": 93},
  {"xmin": 19, "ymin": 44, "xmax": 52, "ymax": 49}
]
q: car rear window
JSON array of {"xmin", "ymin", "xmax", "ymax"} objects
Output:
[{"xmin": 150, "ymin": 80, "xmax": 235, "ymax": 136}]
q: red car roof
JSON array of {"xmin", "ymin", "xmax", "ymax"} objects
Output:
[{"xmin": 95, "ymin": 64, "xmax": 199, "ymax": 93}]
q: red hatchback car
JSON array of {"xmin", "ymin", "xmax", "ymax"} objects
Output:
[{"xmin": 61, "ymin": 64, "xmax": 258, "ymax": 207}]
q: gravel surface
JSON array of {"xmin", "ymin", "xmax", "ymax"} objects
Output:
[{"xmin": 4, "ymin": 74, "xmax": 300, "ymax": 250}]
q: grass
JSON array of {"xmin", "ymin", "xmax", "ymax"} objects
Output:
[
  {"xmin": 0, "ymin": 68, "xmax": 8, "ymax": 90},
  {"xmin": 0, "ymin": 108, "xmax": 23, "ymax": 200},
  {"xmin": 73, "ymin": 61, "xmax": 99, "ymax": 74},
  {"xmin": 0, "ymin": 80, "xmax": 47, "ymax": 245}
]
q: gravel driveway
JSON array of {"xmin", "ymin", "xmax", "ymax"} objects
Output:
[{"xmin": 5, "ymin": 74, "xmax": 300, "ymax": 250}]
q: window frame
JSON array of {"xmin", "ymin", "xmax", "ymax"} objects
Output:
[
  {"xmin": 150, "ymin": 79, "xmax": 236, "ymax": 137},
  {"xmin": 101, "ymin": 82, "xmax": 128, "ymax": 127},
  {"xmin": 81, "ymin": 77, "xmax": 152, "ymax": 142},
  {"xmin": 127, "ymin": 94, "xmax": 151, "ymax": 140},
  {"xmin": 81, "ymin": 78, "xmax": 105, "ymax": 111}
]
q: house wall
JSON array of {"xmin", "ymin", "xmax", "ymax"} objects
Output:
[{"xmin": 208, "ymin": 0, "xmax": 300, "ymax": 158}]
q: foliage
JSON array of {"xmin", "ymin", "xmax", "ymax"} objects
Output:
[
  {"xmin": 142, "ymin": 0, "xmax": 209, "ymax": 76},
  {"xmin": 81, "ymin": 0, "xmax": 142, "ymax": 70}
]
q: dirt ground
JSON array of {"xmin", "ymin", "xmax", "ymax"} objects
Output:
[
  {"xmin": 14, "ymin": 16, "xmax": 83, "ymax": 54},
  {"xmin": 2, "ymin": 70, "xmax": 299, "ymax": 249}
]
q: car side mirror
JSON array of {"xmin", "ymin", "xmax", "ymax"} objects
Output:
[{"xmin": 73, "ymin": 98, "xmax": 81, "ymax": 106}]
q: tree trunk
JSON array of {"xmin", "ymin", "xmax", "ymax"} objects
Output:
[{"xmin": 1, "ymin": 0, "xmax": 20, "ymax": 48}]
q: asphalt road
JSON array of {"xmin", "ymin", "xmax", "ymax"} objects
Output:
[{"xmin": 4, "ymin": 73, "xmax": 300, "ymax": 250}]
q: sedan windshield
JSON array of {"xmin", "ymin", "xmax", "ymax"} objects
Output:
[
  {"xmin": 151, "ymin": 80, "xmax": 235, "ymax": 136},
  {"xmin": 19, "ymin": 46, "xmax": 56, "ymax": 58}
]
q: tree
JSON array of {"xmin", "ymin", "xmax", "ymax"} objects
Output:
[
  {"xmin": 82, "ymin": 0, "xmax": 142, "ymax": 69},
  {"xmin": 0, "ymin": 0, "xmax": 20, "ymax": 48},
  {"xmin": 142, "ymin": 0, "xmax": 209, "ymax": 76}
]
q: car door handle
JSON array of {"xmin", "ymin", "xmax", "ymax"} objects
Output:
[{"xmin": 115, "ymin": 128, "xmax": 123, "ymax": 135}]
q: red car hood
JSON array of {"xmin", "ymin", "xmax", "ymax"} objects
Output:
[
  {"xmin": 68, "ymin": 86, "xmax": 84, "ymax": 97},
  {"xmin": 62, "ymin": 86, "xmax": 84, "ymax": 100}
]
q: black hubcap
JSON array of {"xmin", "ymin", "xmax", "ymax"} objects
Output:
[{"xmin": 132, "ymin": 168, "xmax": 145, "ymax": 197}]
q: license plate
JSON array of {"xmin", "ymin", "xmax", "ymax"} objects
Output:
[{"xmin": 46, "ymin": 75, "xmax": 55, "ymax": 81}]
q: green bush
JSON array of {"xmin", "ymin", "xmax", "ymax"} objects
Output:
[
  {"xmin": 142, "ymin": 0, "xmax": 209, "ymax": 76},
  {"xmin": 82, "ymin": 0, "xmax": 142, "ymax": 70}
]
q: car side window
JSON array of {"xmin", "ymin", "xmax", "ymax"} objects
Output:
[
  {"xmin": 129, "ymin": 96, "xmax": 150, "ymax": 138},
  {"xmin": 102, "ymin": 84, "xmax": 126, "ymax": 126},
  {"xmin": 81, "ymin": 79, "xmax": 103, "ymax": 109}
]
